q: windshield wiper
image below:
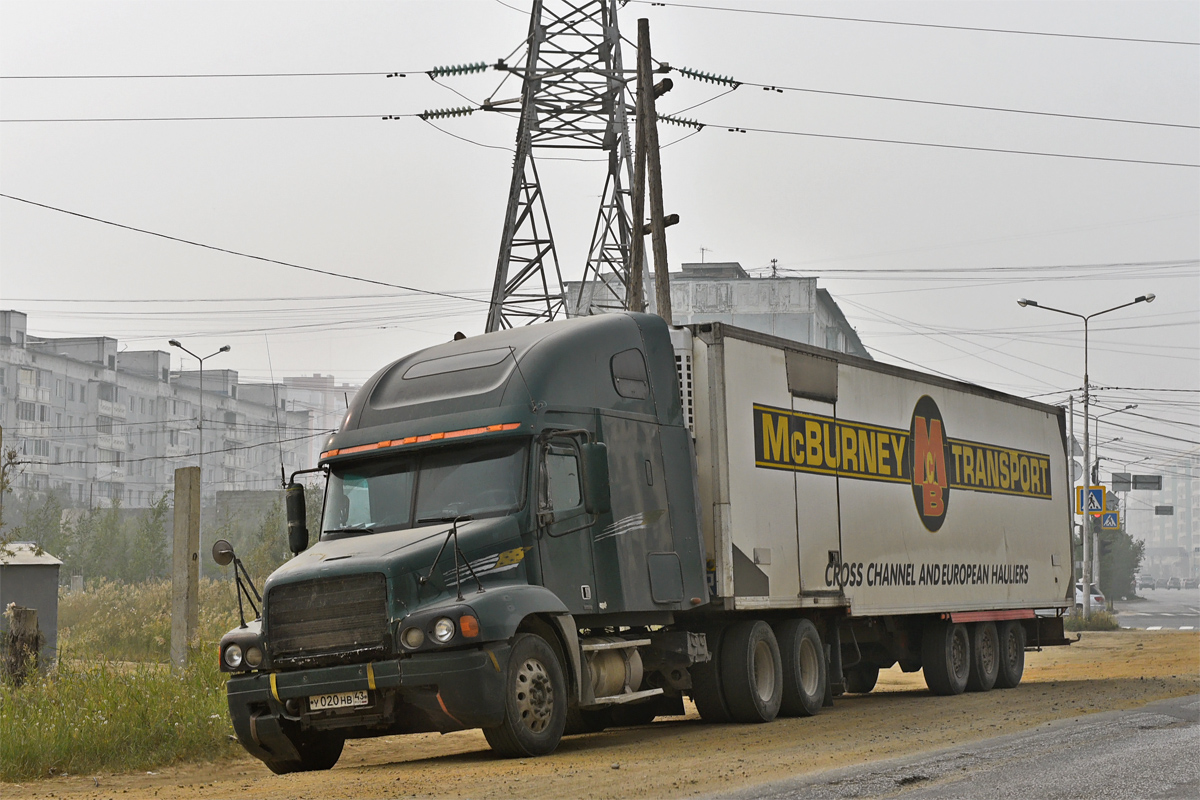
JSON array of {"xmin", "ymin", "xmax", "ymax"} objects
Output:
[
  {"xmin": 417, "ymin": 515, "xmax": 483, "ymax": 600},
  {"xmin": 323, "ymin": 524, "xmax": 376, "ymax": 535}
]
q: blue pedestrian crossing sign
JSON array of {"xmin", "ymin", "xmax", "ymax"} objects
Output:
[
  {"xmin": 1075, "ymin": 485, "xmax": 1107, "ymax": 515},
  {"xmin": 1101, "ymin": 512, "xmax": 1120, "ymax": 531}
]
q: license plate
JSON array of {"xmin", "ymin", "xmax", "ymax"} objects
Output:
[{"xmin": 308, "ymin": 690, "xmax": 369, "ymax": 711}]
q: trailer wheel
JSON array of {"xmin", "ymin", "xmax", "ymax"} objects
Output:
[
  {"xmin": 921, "ymin": 620, "xmax": 970, "ymax": 696},
  {"xmin": 262, "ymin": 729, "xmax": 345, "ymax": 774},
  {"xmin": 720, "ymin": 620, "xmax": 783, "ymax": 723},
  {"xmin": 844, "ymin": 664, "xmax": 879, "ymax": 694},
  {"xmin": 483, "ymin": 633, "xmax": 567, "ymax": 757},
  {"xmin": 690, "ymin": 625, "xmax": 732, "ymax": 723},
  {"xmin": 774, "ymin": 618, "xmax": 826, "ymax": 716},
  {"xmin": 994, "ymin": 620, "xmax": 1026, "ymax": 689},
  {"xmin": 966, "ymin": 622, "xmax": 1000, "ymax": 692}
]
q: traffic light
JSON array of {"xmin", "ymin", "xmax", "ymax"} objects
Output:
[{"xmin": 1100, "ymin": 538, "xmax": 1113, "ymax": 557}]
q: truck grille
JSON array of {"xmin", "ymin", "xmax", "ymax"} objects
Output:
[{"xmin": 266, "ymin": 573, "xmax": 389, "ymax": 666}]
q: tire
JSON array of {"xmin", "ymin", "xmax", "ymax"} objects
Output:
[
  {"xmin": 262, "ymin": 729, "xmax": 345, "ymax": 774},
  {"xmin": 719, "ymin": 620, "xmax": 783, "ymax": 723},
  {"xmin": 611, "ymin": 701, "xmax": 658, "ymax": 727},
  {"xmin": 994, "ymin": 620, "xmax": 1026, "ymax": 689},
  {"xmin": 690, "ymin": 625, "xmax": 732, "ymax": 723},
  {"xmin": 844, "ymin": 664, "xmax": 879, "ymax": 694},
  {"xmin": 563, "ymin": 706, "xmax": 612, "ymax": 735},
  {"xmin": 921, "ymin": 620, "xmax": 970, "ymax": 696},
  {"xmin": 483, "ymin": 633, "xmax": 567, "ymax": 757},
  {"xmin": 774, "ymin": 618, "xmax": 826, "ymax": 716},
  {"xmin": 966, "ymin": 622, "xmax": 1000, "ymax": 692}
]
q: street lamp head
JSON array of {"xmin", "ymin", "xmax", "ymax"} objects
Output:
[
  {"xmin": 219, "ymin": 345, "xmax": 232, "ymax": 353},
  {"xmin": 1135, "ymin": 293, "xmax": 1155, "ymax": 304},
  {"xmin": 168, "ymin": 339, "xmax": 181, "ymax": 348},
  {"xmin": 1017, "ymin": 298, "xmax": 1035, "ymax": 308}
]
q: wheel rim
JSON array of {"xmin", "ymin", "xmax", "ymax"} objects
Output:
[
  {"xmin": 951, "ymin": 628, "xmax": 968, "ymax": 680},
  {"xmin": 752, "ymin": 639, "xmax": 775, "ymax": 702},
  {"xmin": 798, "ymin": 637, "xmax": 820, "ymax": 697},
  {"xmin": 979, "ymin": 629, "xmax": 997, "ymax": 676},
  {"xmin": 1005, "ymin": 629, "xmax": 1020, "ymax": 672},
  {"xmin": 514, "ymin": 657, "xmax": 555, "ymax": 733}
]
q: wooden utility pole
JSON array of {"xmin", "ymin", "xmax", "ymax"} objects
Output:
[
  {"xmin": 170, "ymin": 466, "xmax": 200, "ymax": 669},
  {"xmin": 627, "ymin": 18, "xmax": 675, "ymax": 321},
  {"xmin": 639, "ymin": 18, "xmax": 673, "ymax": 323}
]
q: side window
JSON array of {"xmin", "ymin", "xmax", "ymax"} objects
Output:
[
  {"xmin": 611, "ymin": 348, "xmax": 650, "ymax": 400},
  {"xmin": 543, "ymin": 446, "xmax": 582, "ymax": 513}
]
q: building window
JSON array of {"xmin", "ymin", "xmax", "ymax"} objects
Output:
[
  {"xmin": 17, "ymin": 402, "xmax": 35, "ymax": 421},
  {"xmin": 68, "ymin": 382, "xmax": 76, "ymax": 401},
  {"xmin": 53, "ymin": 446, "xmax": 61, "ymax": 461},
  {"xmin": 56, "ymin": 379, "xmax": 63, "ymax": 397},
  {"xmin": 80, "ymin": 385, "xmax": 87, "ymax": 403},
  {"xmin": 38, "ymin": 405, "xmax": 49, "ymax": 422},
  {"xmin": 56, "ymin": 412, "xmax": 63, "ymax": 428},
  {"xmin": 18, "ymin": 368, "xmax": 35, "ymax": 386},
  {"xmin": 97, "ymin": 416, "xmax": 114, "ymax": 434}
]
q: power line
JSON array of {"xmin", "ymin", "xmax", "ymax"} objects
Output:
[
  {"xmin": 0, "ymin": 113, "xmax": 420, "ymax": 123},
  {"xmin": 631, "ymin": 1, "xmax": 1200, "ymax": 46},
  {"xmin": 0, "ymin": 70, "xmax": 410, "ymax": 79},
  {"xmin": 706, "ymin": 121, "xmax": 1199, "ymax": 169},
  {"xmin": 0, "ymin": 193, "xmax": 491, "ymax": 304}
]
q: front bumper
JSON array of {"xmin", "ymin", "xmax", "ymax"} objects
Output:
[{"xmin": 227, "ymin": 643, "xmax": 512, "ymax": 764}]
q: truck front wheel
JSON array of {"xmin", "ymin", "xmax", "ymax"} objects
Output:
[
  {"xmin": 921, "ymin": 620, "xmax": 970, "ymax": 696},
  {"xmin": 262, "ymin": 729, "xmax": 345, "ymax": 774},
  {"xmin": 774, "ymin": 618, "xmax": 826, "ymax": 716},
  {"xmin": 483, "ymin": 633, "xmax": 567, "ymax": 757},
  {"xmin": 720, "ymin": 620, "xmax": 783, "ymax": 723},
  {"xmin": 994, "ymin": 620, "xmax": 1026, "ymax": 689},
  {"xmin": 690, "ymin": 625, "xmax": 733, "ymax": 723}
]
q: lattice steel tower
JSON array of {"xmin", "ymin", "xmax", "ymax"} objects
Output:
[{"xmin": 485, "ymin": 0, "xmax": 636, "ymax": 332}]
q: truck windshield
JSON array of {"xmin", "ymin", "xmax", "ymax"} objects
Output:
[{"xmin": 321, "ymin": 440, "xmax": 528, "ymax": 538}]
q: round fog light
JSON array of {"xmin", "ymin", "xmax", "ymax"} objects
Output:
[
  {"xmin": 223, "ymin": 643, "xmax": 244, "ymax": 669},
  {"xmin": 402, "ymin": 627, "xmax": 425, "ymax": 649},
  {"xmin": 431, "ymin": 617, "xmax": 455, "ymax": 644},
  {"xmin": 244, "ymin": 646, "xmax": 263, "ymax": 668}
]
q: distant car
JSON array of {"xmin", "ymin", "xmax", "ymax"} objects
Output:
[
  {"xmin": 1184, "ymin": 577, "xmax": 1199, "ymax": 590},
  {"xmin": 1138, "ymin": 575, "xmax": 1155, "ymax": 590},
  {"xmin": 1075, "ymin": 582, "xmax": 1106, "ymax": 611},
  {"xmin": 1167, "ymin": 577, "xmax": 1182, "ymax": 590},
  {"xmin": 1156, "ymin": 578, "xmax": 1168, "ymax": 589}
]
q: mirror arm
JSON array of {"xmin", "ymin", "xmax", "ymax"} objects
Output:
[{"xmin": 287, "ymin": 465, "xmax": 327, "ymax": 487}]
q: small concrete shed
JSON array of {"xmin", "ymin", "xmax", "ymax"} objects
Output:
[{"xmin": 0, "ymin": 542, "xmax": 63, "ymax": 668}]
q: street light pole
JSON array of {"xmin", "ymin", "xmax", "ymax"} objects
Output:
[
  {"xmin": 1017, "ymin": 294, "xmax": 1154, "ymax": 618},
  {"xmin": 169, "ymin": 340, "xmax": 231, "ymax": 567}
]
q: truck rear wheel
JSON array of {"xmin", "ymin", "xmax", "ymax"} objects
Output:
[
  {"xmin": 994, "ymin": 620, "xmax": 1026, "ymax": 689},
  {"xmin": 774, "ymin": 618, "xmax": 826, "ymax": 716},
  {"xmin": 844, "ymin": 664, "xmax": 879, "ymax": 694},
  {"xmin": 966, "ymin": 622, "xmax": 1000, "ymax": 692},
  {"xmin": 483, "ymin": 633, "xmax": 567, "ymax": 757},
  {"xmin": 922, "ymin": 620, "xmax": 970, "ymax": 696},
  {"xmin": 262, "ymin": 729, "xmax": 345, "ymax": 774},
  {"xmin": 720, "ymin": 620, "xmax": 783, "ymax": 723},
  {"xmin": 690, "ymin": 625, "xmax": 733, "ymax": 723}
]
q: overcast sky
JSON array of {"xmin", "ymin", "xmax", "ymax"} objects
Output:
[{"xmin": 1, "ymin": 1, "xmax": 1197, "ymax": 506}]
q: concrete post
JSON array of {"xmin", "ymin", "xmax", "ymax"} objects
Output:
[{"xmin": 171, "ymin": 466, "xmax": 201, "ymax": 669}]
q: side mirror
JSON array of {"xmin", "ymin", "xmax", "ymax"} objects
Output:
[
  {"xmin": 580, "ymin": 442, "xmax": 611, "ymax": 516},
  {"xmin": 212, "ymin": 539, "xmax": 235, "ymax": 567},
  {"xmin": 285, "ymin": 482, "xmax": 309, "ymax": 555}
]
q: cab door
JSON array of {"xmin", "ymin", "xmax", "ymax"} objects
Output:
[{"xmin": 535, "ymin": 436, "xmax": 598, "ymax": 614}]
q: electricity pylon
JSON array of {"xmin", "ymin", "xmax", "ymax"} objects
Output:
[{"xmin": 485, "ymin": 0, "xmax": 636, "ymax": 332}]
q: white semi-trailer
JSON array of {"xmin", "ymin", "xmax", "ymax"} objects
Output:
[{"xmin": 218, "ymin": 314, "xmax": 1072, "ymax": 771}]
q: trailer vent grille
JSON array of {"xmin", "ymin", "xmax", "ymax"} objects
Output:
[
  {"xmin": 266, "ymin": 573, "xmax": 389, "ymax": 666},
  {"xmin": 675, "ymin": 351, "xmax": 694, "ymax": 433}
]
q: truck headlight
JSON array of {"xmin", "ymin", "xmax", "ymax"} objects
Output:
[
  {"xmin": 431, "ymin": 617, "xmax": 455, "ymax": 644},
  {"xmin": 223, "ymin": 643, "xmax": 244, "ymax": 669},
  {"xmin": 244, "ymin": 646, "xmax": 264, "ymax": 668},
  {"xmin": 401, "ymin": 627, "xmax": 425, "ymax": 649}
]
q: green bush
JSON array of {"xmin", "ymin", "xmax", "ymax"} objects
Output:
[
  {"xmin": 1063, "ymin": 609, "xmax": 1121, "ymax": 631},
  {"xmin": 0, "ymin": 650, "xmax": 238, "ymax": 781}
]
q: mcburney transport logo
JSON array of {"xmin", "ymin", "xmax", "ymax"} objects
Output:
[{"xmin": 752, "ymin": 394, "xmax": 1053, "ymax": 532}]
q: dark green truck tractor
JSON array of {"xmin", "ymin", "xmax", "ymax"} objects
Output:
[{"xmin": 218, "ymin": 312, "xmax": 716, "ymax": 772}]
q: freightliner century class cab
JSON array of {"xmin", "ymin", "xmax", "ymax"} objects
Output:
[{"xmin": 217, "ymin": 311, "xmax": 1071, "ymax": 772}]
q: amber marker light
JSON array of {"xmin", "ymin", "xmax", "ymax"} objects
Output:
[
  {"xmin": 459, "ymin": 615, "xmax": 480, "ymax": 638},
  {"xmin": 321, "ymin": 423, "xmax": 522, "ymax": 461}
]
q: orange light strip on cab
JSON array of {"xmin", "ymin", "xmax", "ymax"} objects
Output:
[{"xmin": 320, "ymin": 422, "xmax": 521, "ymax": 460}]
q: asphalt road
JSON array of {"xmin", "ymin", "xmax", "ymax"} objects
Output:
[
  {"xmin": 717, "ymin": 694, "xmax": 1200, "ymax": 800},
  {"xmin": 1116, "ymin": 586, "xmax": 1200, "ymax": 631}
]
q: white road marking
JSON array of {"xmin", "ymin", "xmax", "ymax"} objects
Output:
[
  {"xmin": 1147, "ymin": 626, "xmax": 1163, "ymax": 630},
  {"xmin": 1180, "ymin": 626, "xmax": 1195, "ymax": 630}
]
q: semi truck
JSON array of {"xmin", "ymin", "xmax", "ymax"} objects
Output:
[{"xmin": 216, "ymin": 312, "xmax": 1073, "ymax": 772}]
